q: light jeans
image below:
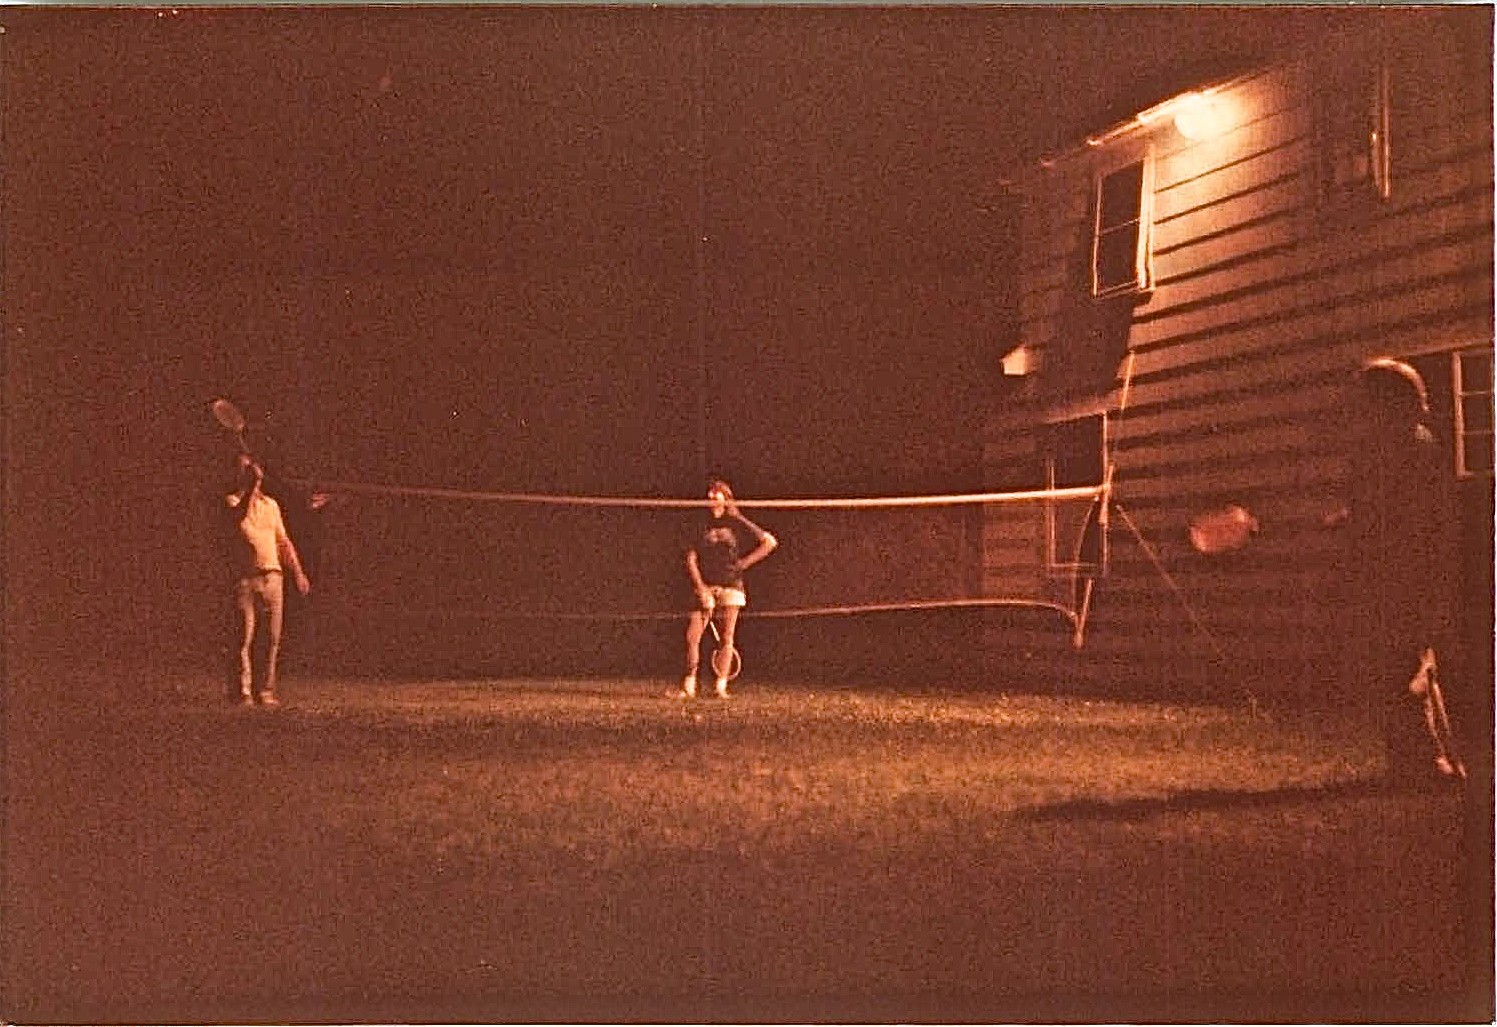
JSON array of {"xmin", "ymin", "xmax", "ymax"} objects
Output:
[{"xmin": 234, "ymin": 570, "xmax": 285, "ymax": 697}]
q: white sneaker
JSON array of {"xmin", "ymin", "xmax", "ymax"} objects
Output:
[
  {"xmin": 672, "ymin": 678, "xmax": 697, "ymax": 699},
  {"xmin": 714, "ymin": 678, "xmax": 731, "ymax": 699}
]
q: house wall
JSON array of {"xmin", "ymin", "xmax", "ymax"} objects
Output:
[{"xmin": 984, "ymin": 15, "xmax": 1493, "ymax": 703}]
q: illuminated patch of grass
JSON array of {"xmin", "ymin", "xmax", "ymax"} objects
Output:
[{"xmin": 250, "ymin": 679, "xmax": 1382, "ymax": 863}]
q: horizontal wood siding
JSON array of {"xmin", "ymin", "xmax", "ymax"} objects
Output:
[
  {"xmin": 986, "ymin": 27, "xmax": 1494, "ymax": 701},
  {"xmin": 981, "ymin": 430, "xmax": 1043, "ymax": 592}
]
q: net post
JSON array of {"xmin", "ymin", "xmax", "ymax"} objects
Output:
[{"xmin": 1071, "ymin": 578, "xmax": 1093, "ymax": 650}]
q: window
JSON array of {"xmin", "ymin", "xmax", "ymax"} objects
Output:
[
  {"xmin": 1453, "ymin": 347, "xmax": 1493, "ymax": 478},
  {"xmin": 1409, "ymin": 346, "xmax": 1491, "ymax": 479},
  {"xmin": 1047, "ymin": 414, "xmax": 1106, "ymax": 489},
  {"xmin": 1319, "ymin": 62, "xmax": 1392, "ymax": 203},
  {"xmin": 1091, "ymin": 158, "xmax": 1153, "ymax": 297},
  {"xmin": 1045, "ymin": 414, "xmax": 1108, "ymax": 572}
]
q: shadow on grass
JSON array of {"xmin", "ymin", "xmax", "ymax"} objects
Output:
[{"xmin": 1014, "ymin": 777, "xmax": 1444, "ymax": 820}]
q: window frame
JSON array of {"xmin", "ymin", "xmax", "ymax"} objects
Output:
[
  {"xmin": 1453, "ymin": 346, "xmax": 1493, "ymax": 479},
  {"xmin": 1090, "ymin": 152, "xmax": 1155, "ymax": 299},
  {"xmin": 1318, "ymin": 58, "xmax": 1393, "ymax": 204}
]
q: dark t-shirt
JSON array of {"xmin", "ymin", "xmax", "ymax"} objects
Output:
[{"xmin": 690, "ymin": 515, "xmax": 765, "ymax": 589}]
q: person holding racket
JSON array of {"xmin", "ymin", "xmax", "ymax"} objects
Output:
[
  {"xmin": 1324, "ymin": 358, "xmax": 1462, "ymax": 787},
  {"xmin": 677, "ymin": 479, "xmax": 778, "ymax": 699},
  {"xmin": 224, "ymin": 450, "xmax": 312, "ymax": 708}
]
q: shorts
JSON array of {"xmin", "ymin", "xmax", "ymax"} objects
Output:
[{"xmin": 698, "ymin": 586, "xmax": 747, "ymax": 611}]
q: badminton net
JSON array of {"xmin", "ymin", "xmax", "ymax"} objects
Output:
[{"xmin": 293, "ymin": 479, "xmax": 1109, "ymax": 665}]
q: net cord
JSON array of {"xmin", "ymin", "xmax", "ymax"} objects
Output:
[
  {"xmin": 380, "ymin": 597, "xmax": 1079, "ymax": 624},
  {"xmin": 291, "ymin": 478, "xmax": 1104, "ymax": 510}
]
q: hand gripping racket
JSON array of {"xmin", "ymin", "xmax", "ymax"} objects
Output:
[{"xmin": 210, "ymin": 397, "xmax": 250, "ymax": 453}]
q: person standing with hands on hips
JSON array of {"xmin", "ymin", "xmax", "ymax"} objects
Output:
[
  {"xmin": 225, "ymin": 451, "xmax": 311, "ymax": 707},
  {"xmin": 678, "ymin": 479, "xmax": 777, "ymax": 699}
]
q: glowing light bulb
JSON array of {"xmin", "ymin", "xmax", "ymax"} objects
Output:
[{"xmin": 1173, "ymin": 94, "xmax": 1232, "ymax": 141}]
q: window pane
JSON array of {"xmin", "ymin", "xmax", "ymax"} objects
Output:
[
  {"xmin": 1463, "ymin": 432, "xmax": 1494, "ymax": 475},
  {"xmin": 1462, "ymin": 398, "xmax": 1493, "ymax": 433},
  {"xmin": 1098, "ymin": 162, "xmax": 1144, "ymax": 229},
  {"xmin": 1050, "ymin": 416, "xmax": 1104, "ymax": 488},
  {"xmin": 1317, "ymin": 63, "xmax": 1388, "ymax": 202},
  {"xmin": 1095, "ymin": 225, "xmax": 1140, "ymax": 292},
  {"xmin": 1460, "ymin": 349, "xmax": 1492, "ymax": 390}
]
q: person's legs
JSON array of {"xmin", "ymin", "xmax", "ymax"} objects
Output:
[
  {"xmin": 259, "ymin": 573, "xmax": 286, "ymax": 706},
  {"xmin": 234, "ymin": 578, "xmax": 257, "ymax": 704},
  {"xmin": 680, "ymin": 607, "xmax": 710, "ymax": 697},
  {"xmin": 1376, "ymin": 640, "xmax": 1442, "ymax": 785}
]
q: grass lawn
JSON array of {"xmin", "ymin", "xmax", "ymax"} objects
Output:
[{"xmin": 4, "ymin": 667, "xmax": 1489, "ymax": 1023}]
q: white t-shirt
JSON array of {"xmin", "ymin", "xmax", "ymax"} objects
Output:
[{"xmin": 225, "ymin": 491, "xmax": 288, "ymax": 574}]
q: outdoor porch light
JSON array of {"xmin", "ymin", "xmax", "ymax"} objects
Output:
[
  {"xmin": 1171, "ymin": 92, "xmax": 1234, "ymax": 141},
  {"xmin": 1087, "ymin": 84, "xmax": 1242, "ymax": 148}
]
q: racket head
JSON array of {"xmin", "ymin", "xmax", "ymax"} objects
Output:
[
  {"xmin": 210, "ymin": 398, "xmax": 247, "ymax": 433},
  {"xmin": 706, "ymin": 617, "xmax": 743, "ymax": 681},
  {"xmin": 711, "ymin": 644, "xmax": 743, "ymax": 682},
  {"xmin": 1187, "ymin": 504, "xmax": 1259, "ymax": 555}
]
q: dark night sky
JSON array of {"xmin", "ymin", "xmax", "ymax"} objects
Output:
[{"xmin": 1, "ymin": 4, "xmax": 1379, "ymax": 652}]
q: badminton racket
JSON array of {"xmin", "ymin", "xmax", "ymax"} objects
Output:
[
  {"xmin": 708, "ymin": 620, "xmax": 742, "ymax": 682},
  {"xmin": 1187, "ymin": 503, "xmax": 1260, "ymax": 555},
  {"xmin": 210, "ymin": 397, "xmax": 250, "ymax": 454}
]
